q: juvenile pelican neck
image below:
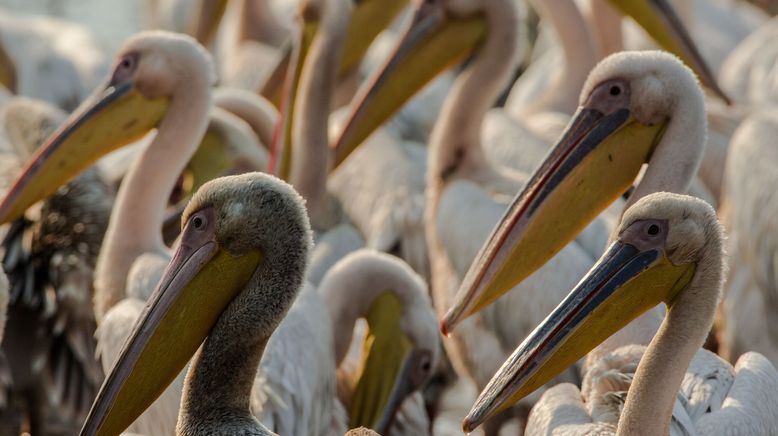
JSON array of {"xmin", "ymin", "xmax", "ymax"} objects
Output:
[
  {"xmin": 618, "ymin": 213, "xmax": 723, "ymax": 435},
  {"xmin": 289, "ymin": 0, "xmax": 351, "ymax": 231},
  {"xmin": 94, "ymin": 75, "xmax": 212, "ymax": 321},
  {"xmin": 178, "ymin": 208, "xmax": 310, "ymax": 435},
  {"xmin": 427, "ymin": 0, "xmax": 522, "ymax": 198}
]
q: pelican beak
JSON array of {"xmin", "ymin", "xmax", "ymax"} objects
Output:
[
  {"xmin": 0, "ymin": 40, "xmax": 16, "ymax": 93},
  {"xmin": 331, "ymin": 0, "xmax": 487, "ymax": 169},
  {"xmin": 340, "ymin": 0, "xmax": 409, "ymax": 76},
  {"xmin": 0, "ymin": 81, "xmax": 168, "ymax": 224},
  {"xmin": 442, "ymin": 102, "xmax": 669, "ymax": 333},
  {"xmin": 273, "ymin": 16, "xmax": 319, "ymax": 180},
  {"xmin": 608, "ymin": 0, "xmax": 730, "ymax": 104},
  {"xmin": 462, "ymin": 237, "xmax": 695, "ymax": 431},
  {"xmin": 260, "ymin": 0, "xmax": 410, "ymax": 108},
  {"xmin": 80, "ymin": 207, "xmax": 262, "ymax": 436},
  {"xmin": 349, "ymin": 293, "xmax": 425, "ymax": 432},
  {"xmin": 185, "ymin": 108, "xmax": 267, "ymax": 196}
]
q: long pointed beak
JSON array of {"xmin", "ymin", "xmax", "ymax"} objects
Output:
[
  {"xmin": 608, "ymin": 0, "xmax": 730, "ymax": 104},
  {"xmin": 80, "ymin": 209, "xmax": 262, "ymax": 436},
  {"xmin": 259, "ymin": 0, "xmax": 410, "ymax": 109},
  {"xmin": 0, "ymin": 82, "xmax": 168, "ymax": 224},
  {"xmin": 442, "ymin": 107, "xmax": 668, "ymax": 333},
  {"xmin": 463, "ymin": 240, "xmax": 695, "ymax": 431},
  {"xmin": 272, "ymin": 18, "xmax": 319, "ymax": 181},
  {"xmin": 330, "ymin": 0, "xmax": 487, "ymax": 169},
  {"xmin": 349, "ymin": 292, "xmax": 421, "ymax": 432},
  {"xmin": 0, "ymin": 40, "xmax": 16, "ymax": 93}
]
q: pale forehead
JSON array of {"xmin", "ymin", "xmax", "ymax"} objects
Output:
[
  {"xmin": 580, "ymin": 51, "xmax": 690, "ymax": 105},
  {"xmin": 621, "ymin": 192, "xmax": 711, "ymax": 229}
]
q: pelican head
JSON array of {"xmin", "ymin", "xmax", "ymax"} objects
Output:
[
  {"xmin": 320, "ymin": 250, "xmax": 440, "ymax": 433},
  {"xmin": 0, "ymin": 30, "xmax": 215, "ymax": 225},
  {"xmin": 463, "ymin": 192, "xmax": 722, "ymax": 431},
  {"xmin": 442, "ymin": 50, "xmax": 706, "ymax": 332},
  {"xmin": 80, "ymin": 172, "xmax": 313, "ymax": 436}
]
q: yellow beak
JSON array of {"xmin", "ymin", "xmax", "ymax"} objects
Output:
[
  {"xmin": 348, "ymin": 292, "xmax": 427, "ymax": 434},
  {"xmin": 0, "ymin": 40, "xmax": 16, "ymax": 93},
  {"xmin": 331, "ymin": 2, "xmax": 486, "ymax": 169},
  {"xmin": 273, "ymin": 18, "xmax": 319, "ymax": 181},
  {"xmin": 272, "ymin": 0, "xmax": 411, "ymax": 180},
  {"xmin": 0, "ymin": 82, "xmax": 168, "ymax": 224},
  {"xmin": 259, "ymin": 0, "xmax": 410, "ymax": 109},
  {"xmin": 462, "ymin": 239, "xmax": 695, "ymax": 431},
  {"xmin": 442, "ymin": 107, "xmax": 668, "ymax": 333},
  {"xmin": 607, "ymin": 0, "xmax": 730, "ymax": 104},
  {"xmin": 80, "ymin": 208, "xmax": 262, "ymax": 436}
]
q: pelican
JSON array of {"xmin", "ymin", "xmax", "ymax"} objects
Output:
[
  {"xmin": 80, "ymin": 172, "xmax": 313, "ymax": 436},
  {"xmin": 0, "ymin": 31, "xmax": 215, "ymax": 435},
  {"xmin": 463, "ymin": 193, "xmax": 778, "ymax": 434},
  {"xmin": 318, "ymin": 249, "xmax": 440, "ymax": 434},
  {"xmin": 442, "ymin": 49, "xmax": 707, "ymax": 339},
  {"xmin": 279, "ymin": 0, "xmax": 430, "ymax": 281},
  {"xmin": 0, "ymin": 97, "xmax": 110, "ymax": 435},
  {"xmin": 718, "ymin": 110, "xmax": 778, "ymax": 367}
]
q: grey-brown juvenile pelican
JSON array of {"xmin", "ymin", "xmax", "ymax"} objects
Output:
[
  {"xmin": 464, "ymin": 193, "xmax": 778, "ymax": 434},
  {"xmin": 80, "ymin": 172, "xmax": 313, "ymax": 436}
]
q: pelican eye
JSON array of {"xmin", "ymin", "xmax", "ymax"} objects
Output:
[
  {"xmin": 647, "ymin": 223, "xmax": 661, "ymax": 236},
  {"xmin": 609, "ymin": 85, "xmax": 621, "ymax": 96},
  {"xmin": 192, "ymin": 215, "xmax": 206, "ymax": 230}
]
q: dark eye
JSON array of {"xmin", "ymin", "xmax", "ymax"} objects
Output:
[
  {"xmin": 609, "ymin": 85, "xmax": 621, "ymax": 96},
  {"xmin": 647, "ymin": 223, "xmax": 660, "ymax": 236},
  {"xmin": 420, "ymin": 358, "xmax": 431, "ymax": 373},
  {"xmin": 192, "ymin": 215, "xmax": 205, "ymax": 230}
]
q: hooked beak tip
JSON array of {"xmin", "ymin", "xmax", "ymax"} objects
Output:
[
  {"xmin": 462, "ymin": 416, "xmax": 475, "ymax": 434},
  {"xmin": 439, "ymin": 318, "xmax": 449, "ymax": 337}
]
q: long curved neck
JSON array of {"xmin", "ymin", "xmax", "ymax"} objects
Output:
[
  {"xmin": 625, "ymin": 90, "xmax": 706, "ymax": 214},
  {"xmin": 525, "ymin": 0, "xmax": 597, "ymax": 115},
  {"xmin": 321, "ymin": 256, "xmax": 421, "ymax": 366},
  {"xmin": 94, "ymin": 87, "xmax": 212, "ymax": 321},
  {"xmin": 179, "ymin": 238, "xmax": 308, "ymax": 435},
  {"xmin": 289, "ymin": 0, "xmax": 351, "ymax": 231},
  {"xmin": 427, "ymin": 0, "xmax": 523, "ymax": 211},
  {"xmin": 618, "ymin": 231, "xmax": 723, "ymax": 435}
]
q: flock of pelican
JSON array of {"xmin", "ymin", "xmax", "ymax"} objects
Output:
[{"xmin": 0, "ymin": 0, "xmax": 776, "ymax": 434}]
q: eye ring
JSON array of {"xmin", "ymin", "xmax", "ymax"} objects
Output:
[
  {"xmin": 192, "ymin": 215, "xmax": 205, "ymax": 230},
  {"xmin": 647, "ymin": 223, "xmax": 660, "ymax": 236}
]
